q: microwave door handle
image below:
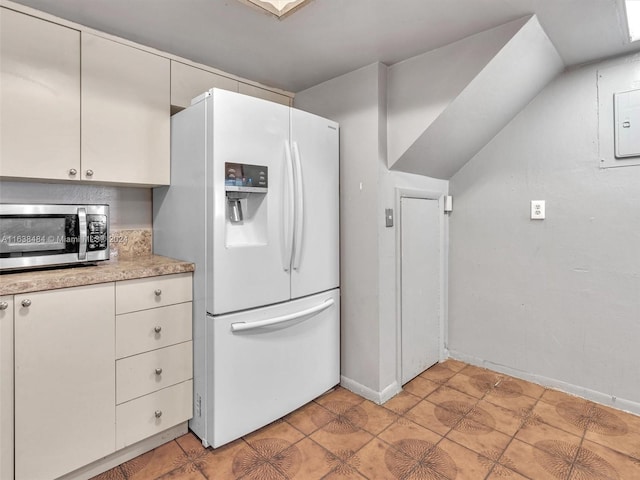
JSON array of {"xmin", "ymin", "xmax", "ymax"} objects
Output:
[{"xmin": 78, "ymin": 207, "xmax": 87, "ymax": 260}]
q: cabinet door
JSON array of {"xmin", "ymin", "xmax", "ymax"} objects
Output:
[
  {"xmin": 82, "ymin": 33, "xmax": 170, "ymax": 186},
  {"xmin": 0, "ymin": 297, "xmax": 13, "ymax": 480},
  {"xmin": 171, "ymin": 61, "xmax": 238, "ymax": 111},
  {"xmin": 238, "ymin": 82, "xmax": 291, "ymax": 106},
  {"xmin": 14, "ymin": 284, "xmax": 115, "ymax": 480},
  {"xmin": 0, "ymin": 8, "xmax": 80, "ymax": 181}
]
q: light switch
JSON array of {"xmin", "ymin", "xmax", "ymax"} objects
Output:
[
  {"xmin": 385, "ymin": 208, "xmax": 394, "ymax": 227},
  {"xmin": 531, "ymin": 200, "xmax": 545, "ymax": 220}
]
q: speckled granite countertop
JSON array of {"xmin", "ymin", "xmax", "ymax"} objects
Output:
[{"xmin": 0, "ymin": 255, "xmax": 194, "ymax": 296}]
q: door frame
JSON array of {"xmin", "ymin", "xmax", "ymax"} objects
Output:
[{"xmin": 395, "ymin": 188, "xmax": 448, "ymax": 387}]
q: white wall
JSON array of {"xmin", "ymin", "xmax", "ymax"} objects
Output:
[
  {"xmin": 0, "ymin": 181, "xmax": 151, "ymax": 229},
  {"xmin": 388, "ymin": 15, "xmax": 564, "ymax": 179},
  {"xmin": 448, "ymin": 53, "xmax": 640, "ymax": 414},
  {"xmin": 295, "ymin": 63, "xmax": 385, "ymax": 393},
  {"xmin": 386, "ymin": 16, "xmax": 526, "ymax": 166},
  {"xmin": 296, "ymin": 63, "xmax": 449, "ymax": 402}
]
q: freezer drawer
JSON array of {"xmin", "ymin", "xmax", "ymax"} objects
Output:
[{"xmin": 210, "ymin": 288, "xmax": 340, "ymax": 448}]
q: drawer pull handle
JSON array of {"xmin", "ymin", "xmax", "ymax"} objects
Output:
[
  {"xmin": 69, "ymin": 168, "xmax": 77, "ymax": 176},
  {"xmin": 21, "ymin": 299, "xmax": 32, "ymax": 308},
  {"xmin": 154, "ymin": 289, "xmax": 162, "ymax": 297},
  {"xmin": 86, "ymin": 169, "xmax": 94, "ymax": 177},
  {"xmin": 155, "ymin": 410, "xmax": 162, "ymax": 419},
  {"xmin": 0, "ymin": 301, "xmax": 8, "ymax": 310},
  {"xmin": 154, "ymin": 326, "xmax": 162, "ymax": 334},
  {"xmin": 155, "ymin": 367, "xmax": 163, "ymax": 375}
]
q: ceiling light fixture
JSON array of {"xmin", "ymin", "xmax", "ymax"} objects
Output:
[
  {"xmin": 237, "ymin": 0, "xmax": 312, "ymax": 19},
  {"xmin": 625, "ymin": 0, "xmax": 640, "ymax": 42}
]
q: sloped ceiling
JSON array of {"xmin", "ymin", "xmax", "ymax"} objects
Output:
[
  {"xmin": 388, "ymin": 15, "xmax": 565, "ymax": 179},
  {"xmin": 5, "ymin": 0, "xmax": 639, "ymax": 92}
]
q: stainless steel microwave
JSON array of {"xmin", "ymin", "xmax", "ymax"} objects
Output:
[{"xmin": 0, "ymin": 204, "xmax": 109, "ymax": 271}]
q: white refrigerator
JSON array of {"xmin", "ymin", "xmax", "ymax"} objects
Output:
[{"xmin": 153, "ymin": 88, "xmax": 340, "ymax": 448}]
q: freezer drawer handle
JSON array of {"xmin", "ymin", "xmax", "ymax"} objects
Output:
[{"xmin": 230, "ymin": 298, "xmax": 335, "ymax": 333}]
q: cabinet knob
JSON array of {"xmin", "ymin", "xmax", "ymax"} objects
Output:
[
  {"xmin": 155, "ymin": 367, "xmax": 163, "ymax": 375},
  {"xmin": 154, "ymin": 410, "xmax": 163, "ymax": 419},
  {"xmin": 69, "ymin": 168, "xmax": 77, "ymax": 176},
  {"xmin": 86, "ymin": 169, "xmax": 94, "ymax": 177},
  {"xmin": 21, "ymin": 299, "xmax": 31, "ymax": 308},
  {"xmin": 154, "ymin": 325, "xmax": 162, "ymax": 334},
  {"xmin": 0, "ymin": 301, "xmax": 8, "ymax": 310},
  {"xmin": 154, "ymin": 289, "xmax": 162, "ymax": 297}
]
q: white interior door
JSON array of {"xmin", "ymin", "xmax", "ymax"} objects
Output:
[
  {"xmin": 401, "ymin": 196, "xmax": 441, "ymax": 385},
  {"xmin": 290, "ymin": 108, "xmax": 340, "ymax": 299}
]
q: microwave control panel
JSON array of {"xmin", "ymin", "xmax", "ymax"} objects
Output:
[{"xmin": 87, "ymin": 214, "xmax": 108, "ymax": 251}]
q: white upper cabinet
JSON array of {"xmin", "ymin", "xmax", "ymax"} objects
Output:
[
  {"xmin": 82, "ymin": 33, "xmax": 170, "ymax": 186},
  {"xmin": 238, "ymin": 82, "xmax": 292, "ymax": 106},
  {"xmin": 1, "ymin": 5, "xmax": 292, "ymax": 187},
  {"xmin": 0, "ymin": 8, "xmax": 80, "ymax": 180},
  {"xmin": 171, "ymin": 60, "xmax": 238, "ymax": 111}
]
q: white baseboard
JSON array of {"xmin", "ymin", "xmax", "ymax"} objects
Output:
[
  {"xmin": 340, "ymin": 375, "xmax": 401, "ymax": 405},
  {"xmin": 448, "ymin": 350, "xmax": 640, "ymax": 417},
  {"xmin": 58, "ymin": 423, "xmax": 189, "ymax": 480}
]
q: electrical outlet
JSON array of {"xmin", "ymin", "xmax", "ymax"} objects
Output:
[{"xmin": 531, "ymin": 200, "xmax": 545, "ymax": 220}]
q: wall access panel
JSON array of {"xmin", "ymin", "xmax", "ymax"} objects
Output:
[{"xmin": 598, "ymin": 60, "xmax": 640, "ymax": 168}]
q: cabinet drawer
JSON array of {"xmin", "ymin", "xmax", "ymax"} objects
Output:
[
  {"xmin": 116, "ymin": 341, "xmax": 192, "ymax": 404},
  {"xmin": 116, "ymin": 380, "xmax": 192, "ymax": 449},
  {"xmin": 116, "ymin": 273, "xmax": 192, "ymax": 314},
  {"xmin": 116, "ymin": 302, "xmax": 192, "ymax": 359}
]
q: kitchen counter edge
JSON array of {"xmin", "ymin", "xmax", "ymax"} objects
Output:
[{"xmin": 0, "ymin": 255, "xmax": 195, "ymax": 296}]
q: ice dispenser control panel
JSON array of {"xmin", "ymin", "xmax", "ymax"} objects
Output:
[{"xmin": 225, "ymin": 163, "xmax": 268, "ymax": 192}]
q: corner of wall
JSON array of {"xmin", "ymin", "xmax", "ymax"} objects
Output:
[{"xmin": 388, "ymin": 15, "xmax": 564, "ymax": 179}]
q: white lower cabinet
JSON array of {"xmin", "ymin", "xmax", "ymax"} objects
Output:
[
  {"xmin": 0, "ymin": 296, "xmax": 14, "ymax": 480},
  {"xmin": 8, "ymin": 272, "xmax": 193, "ymax": 480},
  {"xmin": 115, "ymin": 302, "xmax": 192, "ymax": 359},
  {"xmin": 116, "ymin": 380, "xmax": 192, "ymax": 449},
  {"xmin": 14, "ymin": 284, "xmax": 115, "ymax": 480},
  {"xmin": 114, "ymin": 274, "xmax": 194, "ymax": 450},
  {"xmin": 116, "ymin": 341, "xmax": 193, "ymax": 404}
]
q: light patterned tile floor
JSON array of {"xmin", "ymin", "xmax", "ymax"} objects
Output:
[{"xmin": 93, "ymin": 361, "xmax": 640, "ymax": 479}]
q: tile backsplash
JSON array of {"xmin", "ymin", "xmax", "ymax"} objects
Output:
[
  {"xmin": 0, "ymin": 181, "xmax": 152, "ymax": 230},
  {"xmin": 1, "ymin": 181, "xmax": 154, "ymax": 258}
]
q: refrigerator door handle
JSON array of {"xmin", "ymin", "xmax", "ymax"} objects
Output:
[
  {"xmin": 282, "ymin": 141, "xmax": 296, "ymax": 272},
  {"xmin": 230, "ymin": 298, "xmax": 335, "ymax": 332},
  {"xmin": 291, "ymin": 141, "xmax": 304, "ymax": 271}
]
